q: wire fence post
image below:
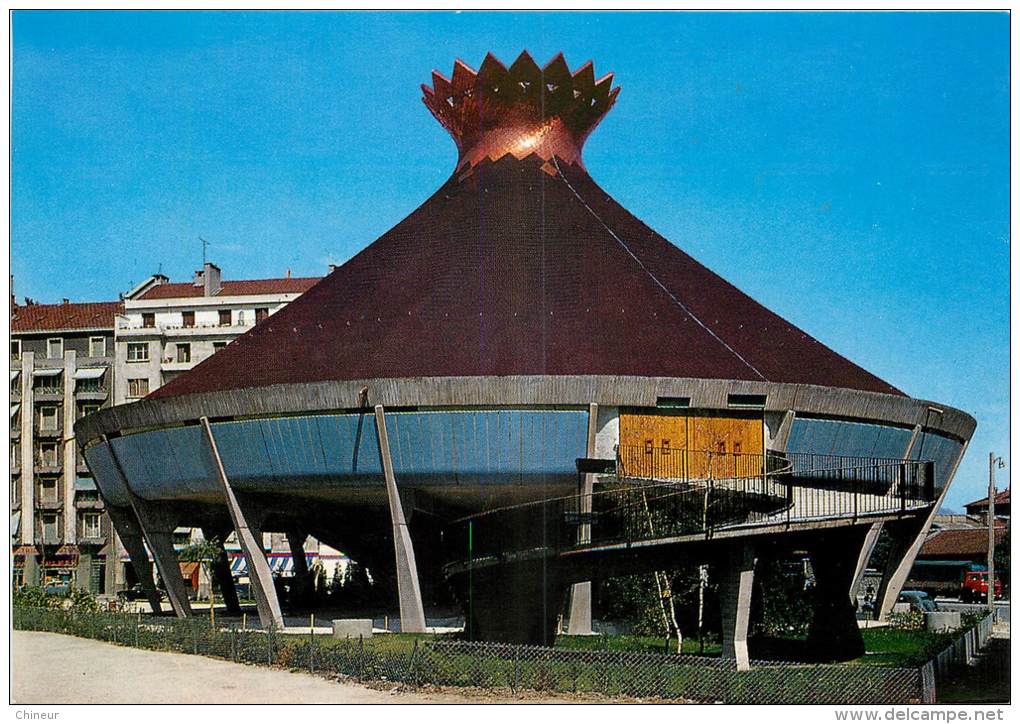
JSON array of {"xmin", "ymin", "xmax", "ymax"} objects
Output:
[
  {"xmin": 268, "ymin": 624, "xmax": 275, "ymax": 666},
  {"xmin": 309, "ymin": 613, "xmax": 316, "ymax": 674}
]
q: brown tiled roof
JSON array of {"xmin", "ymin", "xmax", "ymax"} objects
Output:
[
  {"xmin": 919, "ymin": 527, "xmax": 1007, "ymax": 559},
  {"xmin": 964, "ymin": 489, "xmax": 1011, "ymax": 510},
  {"xmin": 152, "ymin": 156, "xmax": 903, "ymax": 400},
  {"xmin": 137, "ymin": 278, "xmax": 320, "ymax": 300},
  {"xmin": 11, "ymin": 301, "xmax": 122, "ymax": 333}
]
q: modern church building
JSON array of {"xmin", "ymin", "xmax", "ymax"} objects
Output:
[{"xmin": 75, "ymin": 52, "xmax": 974, "ymax": 668}]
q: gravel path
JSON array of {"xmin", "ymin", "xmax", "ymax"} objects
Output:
[{"xmin": 11, "ymin": 631, "xmax": 539, "ymax": 704}]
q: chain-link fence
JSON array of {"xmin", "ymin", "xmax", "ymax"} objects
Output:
[{"xmin": 14, "ymin": 606, "xmax": 929, "ymax": 703}]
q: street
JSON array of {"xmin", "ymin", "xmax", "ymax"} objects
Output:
[{"xmin": 11, "ymin": 631, "xmax": 539, "ymax": 704}]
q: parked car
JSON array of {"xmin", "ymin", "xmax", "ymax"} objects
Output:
[
  {"xmin": 897, "ymin": 590, "xmax": 938, "ymax": 613},
  {"xmin": 960, "ymin": 571, "xmax": 1003, "ymax": 602},
  {"xmin": 118, "ymin": 584, "xmax": 167, "ymax": 602}
]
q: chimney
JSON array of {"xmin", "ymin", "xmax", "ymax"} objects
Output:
[
  {"xmin": 62, "ymin": 298, "xmax": 69, "ymax": 305},
  {"xmin": 204, "ymin": 262, "xmax": 222, "ymax": 297},
  {"xmin": 193, "ymin": 269, "xmax": 204, "ymax": 287},
  {"xmin": 286, "ymin": 268, "xmax": 292, "ymax": 279}
]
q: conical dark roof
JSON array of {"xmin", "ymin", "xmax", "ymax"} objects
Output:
[{"xmin": 151, "ymin": 52, "xmax": 901, "ymax": 401}]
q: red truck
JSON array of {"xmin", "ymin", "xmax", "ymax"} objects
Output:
[{"xmin": 960, "ymin": 570, "xmax": 1003, "ymax": 603}]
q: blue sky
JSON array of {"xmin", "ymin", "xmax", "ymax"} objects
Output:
[{"xmin": 11, "ymin": 11, "xmax": 1008, "ymax": 509}]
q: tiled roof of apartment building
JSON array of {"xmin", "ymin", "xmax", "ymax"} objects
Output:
[
  {"xmin": 919, "ymin": 527, "xmax": 1007, "ymax": 559},
  {"xmin": 136, "ymin": 277, "xmax": 321, "ymax": 300},
  {"xmin": 11, "ymin": 301, "xmax": 123, "ymax": 333}
]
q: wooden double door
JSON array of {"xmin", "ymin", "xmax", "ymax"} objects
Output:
[{"xmin": 619, "ymin": 409, "xmax": 765, "ymax": 480}]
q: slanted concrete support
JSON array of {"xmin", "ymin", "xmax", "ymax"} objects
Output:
[
  {"xmin": 106, "ymin": 506, "xmax": 163, "ymax": 614},
  {"xmin": 849, "ymin": 424, "xmax": 924, "ymax": 603},
  {"xmin": 719, "ymin": 542, "xmax": 756, "ymax": 671},
  {"xmin": 807, "ymin": 530, "xmax": 868, "ymax": 661},
  {"xmin": 374, "ymin": 405, "xmax": 426, "ymax": 633},
  {"xmin": 202, "ymin": 526, "xmax": 240, "ymax": 615},
  {"xmin": 104, "ymin": 437, "xmax": 192, "ymax": 617},
  {"xmin": 876, "ymin": 438, "xmax": 970, "ymax": 620},
  {"xmin": 567, "ymin": 403, "xmax": 599, "ymax": 635},
  {"xmin": 201, "ymin": 417, "xmax": 284, "ymax": 629}
]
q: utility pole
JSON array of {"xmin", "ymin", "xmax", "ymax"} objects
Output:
[{"xmin": 987, "ymin": 452, "xmax": 1004, "ymax": 608}]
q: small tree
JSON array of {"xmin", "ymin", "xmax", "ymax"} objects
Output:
[{"xmin": 178, "ymin": 536, "xmax": 224, "ymax": 623}]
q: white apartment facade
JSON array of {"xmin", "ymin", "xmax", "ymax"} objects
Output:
[{"xmin": 114, "ymin": 262, "xmax": 320, "ymax": 405}]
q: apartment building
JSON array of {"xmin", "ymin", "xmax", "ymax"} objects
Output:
[
  {"xmin": 115, "ymin": 262, "xmax": 319, "ymax": 403},
  {"xmin": 12, "ymin": 263, "xmax": 322, "ymax": 594},
  {"xmin": 11, "ymin": 300, "xmax": 121, "ymax": 593}
]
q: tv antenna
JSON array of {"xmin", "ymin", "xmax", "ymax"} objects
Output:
[{"xmin": 200, "ymin": 237, "xmax": 211, "ymax": 265}]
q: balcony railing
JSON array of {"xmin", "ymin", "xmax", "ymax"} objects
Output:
[{"xmin": 442, "ymin": 448, "xmax": 937, "ymax": 575}]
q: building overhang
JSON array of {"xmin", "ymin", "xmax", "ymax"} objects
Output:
[{"xmin": 74, "ymin": 374, "xmax": 976, "ymax": 449}]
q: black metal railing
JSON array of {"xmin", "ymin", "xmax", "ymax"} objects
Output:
[{"xmin": 443, "ymin": 449, "xmax": 936, "ymax": 574}]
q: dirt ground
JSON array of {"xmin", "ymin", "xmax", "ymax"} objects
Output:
[{"xmin": 11, "ymin": 631, "xmax": 578, "ymax": 705}]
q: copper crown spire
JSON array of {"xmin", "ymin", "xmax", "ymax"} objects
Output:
[{"xmin": 422, "ymin": 51, "xmax": 620, "ymax": 177}]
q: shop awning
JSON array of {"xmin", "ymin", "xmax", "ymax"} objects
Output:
[
  {"xmin": 32, "ymin": 368, "xmax": 62, "ymax": 378},
  {"xmin": 11, "ymin": 370, "xmax": 19, "ymax": 382},
  {"xmin": 73, "ymin": 367, "xmax": 106, "ymax": 380},
  {"xmin": 10, "ymin": 403, "xmax": 20, "ymax": 419},
  {"xmin": 74, "ymin": 476, "xmax": 97, "ymax": 492},
  {"xmin": 11, "ymin": 511, "xmax": 21, "ymax": 537},
  {"xmin": 229, "ymin": 553, "xmax": 313, "ymax": 576}
]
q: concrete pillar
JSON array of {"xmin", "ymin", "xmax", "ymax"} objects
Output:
[
  {"xmin": 567, "ymin": 403, "xmax": 598, "ymax": 635},
  {"xmin": 719, "ymin": 542, "xmax": 756, "ymax": 671},
  {"xmin": 201, "ymin": 418, "xmax": 284, "ymax": 629},
  {"xmin": 103, "ymin": 437, "xmax": 191, "ymax": 617},
  {"xmin": 129, "ymin": 497, "xmax": 192, "ymax": 618},
  {"xmin": 23, "ymin": 552, "xmax": 40, "ymax": 587},
  {"xmin": 374, "ymin": 405, "xmax": 426, "ymax": 633},
  {"xmin": 62, "ymin": 350, "xmax": 76, "ymax": 544},
  {"xmin": 19, "ymin": 351, "xmax": 34, "ymax": 546},
  {"xmin": 201, "ymin": 527, "xmax": 241, "ymax": 615},
  {"xmin": 807, "ymin": 530, "xmax": 868, "ymax": 661},
  {"xmin": 876, "ymin": 438, "xmax": 970, "ymax": 620},
  {"xmin": 105, "ymin": 506, "xmax": 163, "ymax": 614}
]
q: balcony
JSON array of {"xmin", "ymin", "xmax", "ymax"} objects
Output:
[
  {"xmin": 32, "ymin": 387, "xmax": 64, "ymax": 402},
  {"xmin": 74, "ymin": 386, "xmax": 109, "ymax": 401},
  {"xmin": 34, "ymin": 426, "xmax": 63, "ymax": 439},
  {"xmin": 36, "ymin": 498, "xmax": 63, "ymax": 511}
]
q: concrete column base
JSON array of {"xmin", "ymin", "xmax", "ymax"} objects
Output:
[
  {"xmin": 202, "ymin": 527, "xmax": 240, "ymax": 614},
  {"xmin": 455, "ymin": 560, "xmax": 566, "ymax": 645},
  {"xmin": 566, "ymin": 581, "xmax": 593, "ymax": 635},
  {"xmin": 807, "ymin": 531, "xmax": 867, "ymax": 662},
  {"xmin": 720, "ymin": 542, "xmax": 756, "ymax": 671}
]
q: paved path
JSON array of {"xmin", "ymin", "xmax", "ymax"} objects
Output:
[{"xmin": 11, "ymin": 631, "xmax": 528, "ymax": 704}]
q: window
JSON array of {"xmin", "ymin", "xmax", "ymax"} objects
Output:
[
  {"xmin": 255, "ymin": 307, "xmax": 269, "ymax": 324},
  {"xmin": 218, "ymin": 309, "xmax": 231, "ymax": 326},
  {"xmin": 39, "ymin": 406, "xmax": 58, "ymax": 431},
  {"xmin": 46, "ymin": 338, "xmax": 63, "ymax": 359},
  {"xmin": 176, "ymin": 343, "xmax": 191, "ymax": 364},
  {"xmin": 212, "ymin": 341, "xmax": 227, "ymax": 352},
  {"xmin": 11, "ymin": 339, "xmax": 21, "ymax": 360},
  {"xmin": 11, "ymin": 475, "xmax": 20, "ymax": 506},
  {"xmin": 127, "ymin": 341, "xmax": 149, "ymax": 362},
  {"xmin": 41, "ymin": 513, "xmax": 59, "ymax": 543},
  {"xmin": 237, "ymin": 311, "xmax": 246, "ymax": 325},
  {"xmin": 80, "ymin": 512, "xmax": 101, "ymax": 540},
  {"xmin": 127, "ymin": 378, "xmax": 149, "ymax": 398},
  {"xmin": 181, "ymin": 310, "xmax": 195, "ymax": 328},
  {"xmin": 38, "ymin": 442, "xmax": 59, "ymax": 468},
  {"xmin": 79, "ymin": 403, "xmax": 100, "ymax": 419},
  {"xmin": 727, "ymin": 393, "xmax": 767, "ymax": 409},
  {"xmin": 142, "ymin": 312, "xmax": 155, "ymax": 328},
  {"xmin": 11, "ymin": 443, "xmax": 18, "ymax": 469},
  {"xmin": 39, "ymin": 476, "xmax": 58, "ymax": 502},
  {"xmin": 88, "ymin": 336, "xmax": 106, "ymax": 357}
]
